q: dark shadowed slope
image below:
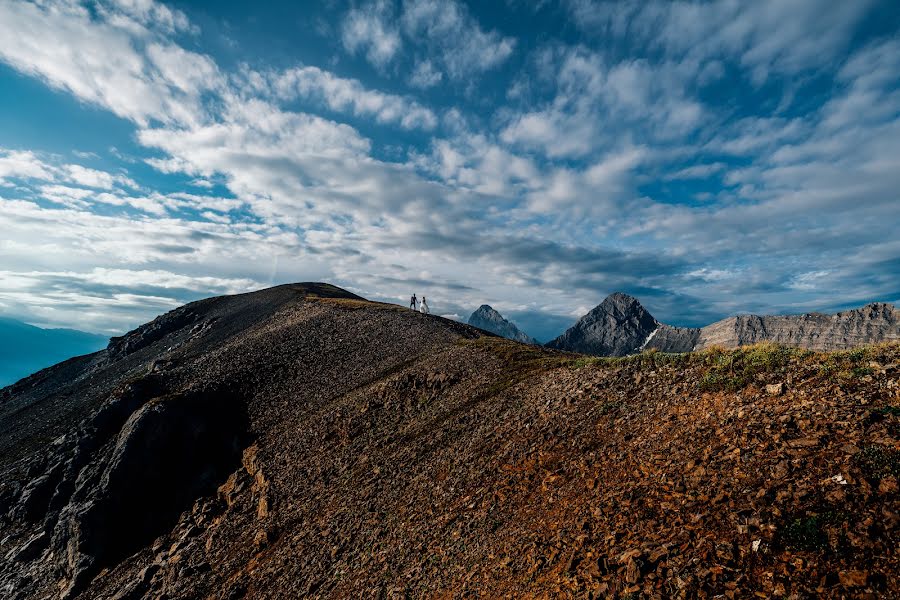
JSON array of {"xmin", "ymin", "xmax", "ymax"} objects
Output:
[
  {"xmin": 1, "ymin": 283, "xmax": 898, "ymax": 599},
  {"xmin": 0, "ymin": 318, "xmax": 108, "ymax": 387},
  {"xmin": 548, "ymin": 293, "xmax": 898, "ymax": 356},
  {"xmin": 468, "ymin": 304, "xmax": 537, "ymax": 344}
]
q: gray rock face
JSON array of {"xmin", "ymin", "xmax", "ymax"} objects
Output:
[
  {"xmin": 468, "ymin": 305, "xmax": 537, "ymax": 344},
  {"xmin": 695, "ymin": 302, "xmax": 899, "ymax": 351},
  {"xmin": 645, "ymin": 323, "xmax": 701, "ymax": 353},
  {"xmin": 546, "ymin": 293, "xmax": 662, "ymax": 356},
  {"xmin": 547, "ymin": 294, "xmax": 899, "ymax": 356}
]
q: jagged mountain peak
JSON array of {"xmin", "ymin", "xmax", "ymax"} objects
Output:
[
  {"xmin": 547, "ymin": 293, "xmax": 659, "ymax": 356},
  {"xmin": 468, "ymin": 305, "xmax": 536, "ymax": 345},
  {"xmin": 589, "ymin": 292, "xmax": 651, "ymax": 319}
]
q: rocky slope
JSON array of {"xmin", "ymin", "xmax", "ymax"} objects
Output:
[
  {"xmin": 548, "ymin": 293, "xmax": 898, "ymax": 356},
  {"xmin": 467, "ymin": 304, "xmax": 537, "ymax": 344},
  {"xmin": 1, "ymin": 283, "xmax": 898, "ymax": 599}
]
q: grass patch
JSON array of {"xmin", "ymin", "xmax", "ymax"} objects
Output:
[
  {"xmin": 695, "ymin": 343, "xmax": 802, "ymax": 392},
  {"xmin": 871, "ymin": 406, "xmax": 900, "ymax": 418},
  {"xmin": 816, "ymin": 345, "xmax": 885, "ymax": 384},
  {"xmin": 566, "ymin": 348, "xmax": 691, "ymax": 371},
  {"xmin": 778, "ymin": 513, "xmax": 838, "ymax": 552},
  {"xmin": 570, "ymin": 356, "xmax": 601, "ymax": 369},
  {"xmin": 850, "ymin": 365, "xmax": 874, "ymax": 378},
  {"xmin": 854, "ymin": 445, "xmax": 900, "ymax": 480},
  {"xmin": 598, "ymin": 400, "xmax": 624, "ymax": 415}
]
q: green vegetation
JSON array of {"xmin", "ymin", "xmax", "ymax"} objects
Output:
[
  {"xmin": 598, "ymin": 399, "xmax": 624, "ymax": 415},
  {"xmin": 871, "ymin": 406, "xmax": 900, "ymax": 418},
  {"xmin": 850, "ymin": 365, "xmax": 874, "ymax": 378},
  {"xmin": 695, "ymin": 343, "xmax": 803, "ymax": 392},
  {"xmin": 570, "ymin": 356, "xmax": 601, "ymax": 369},
  {"xmin": 567, "ymin": 347, "xmax": 690, "ymax": 370},
  {"xmin": 817, "ymin": 345, "xmax": 880, "ymax": 383},
  {"xmin": 855, "ymin": 445, "xmax": 900, "ymax": 480},
  {"xmin": 778, "ymin": 513, "xmax": 837, "ymax": 552}
]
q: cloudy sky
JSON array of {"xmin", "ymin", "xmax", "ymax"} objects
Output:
[{"xmin": 0, "ymin": 0, "xmax": 898, "ymax": 341}]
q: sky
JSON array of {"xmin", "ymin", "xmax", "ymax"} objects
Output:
[{"xmin": 0, "ymin": 0, "xmax": 898, "ymax": 342}]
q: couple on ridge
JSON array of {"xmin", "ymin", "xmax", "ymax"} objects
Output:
[{"xmin": 409, "ymin": 294, "xmax": 429, "ymax": 314}]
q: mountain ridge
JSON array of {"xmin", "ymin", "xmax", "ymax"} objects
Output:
[
  {"xmin": 547, "ymin": 293, "xmax": 899, "ymax": 356},
  {"xmin": 0, "ymin": 283, "xmax": 898, "ymax": 598},
  {"xmin": 467, "ymin": 304, "xmax": 537, "ymax": 344}
]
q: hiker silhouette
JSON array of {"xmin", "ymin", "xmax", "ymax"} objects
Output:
[{"xmin": 410, "ymin": 294, "xmax": 417, "ymax": 310}]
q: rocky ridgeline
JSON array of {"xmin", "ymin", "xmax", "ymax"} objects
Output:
[
  {"xmin": 698, "ymin": 302, "xmax": 899, "ymax": 351},
  {"xmin": 467, "ymin": 304, "xmax": 537, "ymax": 344},
  {"xmin": 0, "ymin": 283, "xmax": 897, "ymax": 599},
  {"xmin": 548, "ymin": 293, "xmax": 899, "ymax": 357}
]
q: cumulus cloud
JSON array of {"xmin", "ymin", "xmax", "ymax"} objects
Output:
[
  {"xmin": 0, "ymin": 0, "xmax": 219, "ymax": 127},
  {"xmin": 501, "ymin": 47, "xmax": 703, "ymax": 159},
  {"xmin": 0, "ymin": 149, "xmax": 137, "ymax": 192},
  {"xmin": 339, "ymin": 0, "xmax": 516, "ymax": 83},
  {"xmin": 401, "ymin": 0, "xmax": 515, "ymax": 80},
  {"xmin": 270, "ymin": 66, "xmax": 437, "ymax": 130},
  {"xmin": 341, "ymin": 0, "xmax": 402, "ymax": 69},
  {"xmin": 564, "ymin": 0, "xmax": 874, "ymax": 84},
  {"xmin": 408, "ymin": 59, "xmax": 443, "ymax": 89},
  {"xmin": 0, "ymin": 150, "xmax": 55, "ymax": 182},
  {"xmin": 0, "ymin": 0, "xmax": 896, "ymax": 338}
]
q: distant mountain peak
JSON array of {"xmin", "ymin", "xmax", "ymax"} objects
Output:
[
  {"xmin": 547, "ymin": 292, "xmax": 660, "ymax": 356},
  {"xmin": 593, "ymin": 292, "xmax": 649, "ymax": 317},
  {"xmin": 468, "ymin": 305, "xmax": 537, "ymax": 344},
  {"xmin": 548, "ymin": 294, "xmax": 899, "ymax": 357}
]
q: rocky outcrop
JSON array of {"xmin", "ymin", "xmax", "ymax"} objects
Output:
[
  {"xmin": 468, "ymin": 305, "xmax": 536, "ymax": 344},
  {"xmin": 546, "ymin": 292, "xmax": 668, "ymax": 356},
  {"xmin": 0, "ymin": 376, "xmax": 249, "ymax": 599},
  {"xmin": 645, "ymin": 323, "xmax": 701, "ymax": 353},
  {"xmin": 547, "ymin": 293, "xmax": 899, "ymax": 356},
  {"xmin": 696, "ymin": 302, "xmax": 899, "ymax": 351}
]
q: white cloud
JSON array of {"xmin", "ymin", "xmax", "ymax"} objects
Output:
[
  {"xmin": 565, "ymin": 0, "xmax": 875, "ymax": 84},
  {"xmin": 65, "ymin": 165, "xmax": 138, "ymax": 190},
  {"xmin": 271, "ymin": 66, "xmax": 437, "ymax": 130},
  {"xmin": 408, "ymin": 59, "xmax": 443, "ymax": 89},
  {"xmin": 401, "ymin": 0, "xmax": 515, "ymax": 80},
  {"xmin": 0, "ymin": 149, "xmax": 138, "ymax": 191},
  {"xmin": 0, "ymin": 0, "xmax": 219, "ymax": 127},
  {"xmin": 664, "ymin": 163, "xmax": 726, "ymax": 180},
  {"xmin": 0, "ymin": 150, "xmax": 55, "ymax": 182},
  {"xmin": 501, "ymin": 48, "xmax": 703, "ymax": 158},
  {"xmin": 341, "ymin": 0, "xmax": 402, "ymax": 69},
  {"xmin": 98, "ymin": 0, "xmax": 194, "ymax": 35}
]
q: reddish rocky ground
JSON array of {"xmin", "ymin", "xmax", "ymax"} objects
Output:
[{"xmin": 0, "ymin": 285, "xmax": 897, "ymax": 599}]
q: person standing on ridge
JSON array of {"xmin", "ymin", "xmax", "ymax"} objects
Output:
[
  {"xmin": 420, "ymin": 296, "xmax": 429, "ymax": 314},
  {"xmin": 410, "ymin": 294, "xmax": 418, "ymax": 310}
]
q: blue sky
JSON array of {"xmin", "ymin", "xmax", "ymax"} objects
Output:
[{"xmin": 0, "ymin": 0, "xmax": 898, "ymax": 341}]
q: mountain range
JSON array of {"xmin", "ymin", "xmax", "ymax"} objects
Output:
[
  {"xmin": 467, "ymin": 293, "xmax": 899, "ymax": 356},
  {"xmin": 1, "ymin": 283, "xmax": 898, "ymax": 598},
  {"xmin": 467, "ymin": 304, "xmax": 537, "ymax": 344},
  {"xmin": 0, "ymin": 318, "xmax": 108, "ymax": 387}
]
